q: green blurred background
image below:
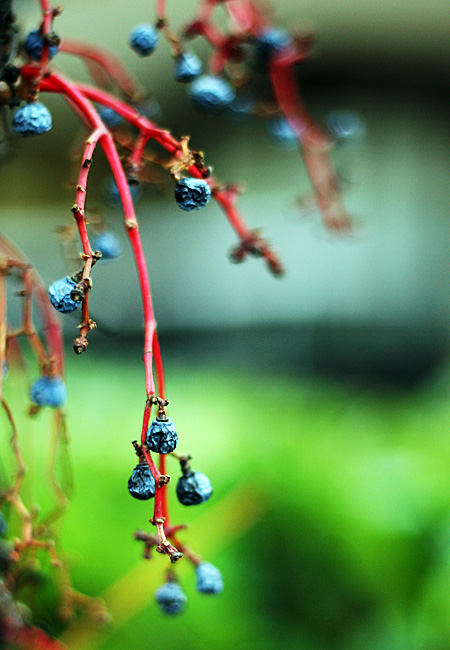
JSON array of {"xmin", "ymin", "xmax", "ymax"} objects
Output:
[{"xmin": 2, "ymin": 0, "xmax": 450, "ymax": 649}]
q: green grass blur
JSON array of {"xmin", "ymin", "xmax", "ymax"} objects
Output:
[{"xmin": 3, "ymin": 342, "xmax": 450, "ymax": 650}]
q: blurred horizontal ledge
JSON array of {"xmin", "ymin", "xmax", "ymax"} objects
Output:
[{"xmin": 62, "ymin": 322, "xmax": 449, "ymax": 389}]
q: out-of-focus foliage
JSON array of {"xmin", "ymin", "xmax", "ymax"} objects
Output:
[{"xmin": 4, "ymin": 342, "xmax": 450, "ymax": 650}]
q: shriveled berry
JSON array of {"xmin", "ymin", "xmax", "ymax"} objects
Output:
[
  {"xmin": 175, "ymin": 178, "xmax": 211, "ymax": 212},
  {"xmin": 30, "ymin": 376, "xmax": 67, "ymax": 408},
  {"xmin": 189, "ymin": 75, "xmax": 235, "ymax": 114},
  {"xmin": 255, "ymin": 27, "xmax": 292, "ymax": 57},
  {"xmin": 176, "ymin": 470, "xmax": 212, "ymax": 506},
  {"xmin": 92, "ymin": 231, "xmax": 123, "ymax": 260},
  {"xmin": 146, "ymin": 417, "xmax": 178, "ymax": 454},
  {"xmin": 128, "ymin": 463, "xmax": 156, "ymax": 500},
  {"xmin": 267, "ymin": 117, "xmax": 299, "ymax": 149},
  {"xmin": 24, "ymin": 29, "xmax": 59, "ymax": 61},
  {"xmin": 155, "ymin": 582, "xmax": 187, "ymax": 615},
  {"xmin": 130, "ymin": 25, "xmax": 159, "ymax": 57},
  {"xmin": 98, "ymin": 107, "xmax": 123, "ymax": 129},
  {"xmin": 196, "ymin": 562, "xmax": 223, "ymax": 594},
  {"xmin": 12, "ymin": 102, "xmax": 52, "ymax": 136},
  {"xmin": 174, "ymin": 51, "xmax": 202, "ymax": 83},
  {"xmin": 48, "ymin": 277, "xmax": 80, "ymax": 313},
  {"xmin": 228, "ymin": 93, "xmax": 255, "ymax": 120}
]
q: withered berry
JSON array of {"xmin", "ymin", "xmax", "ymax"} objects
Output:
[
  {"xmin": 174, "ymin": 51, "xmax": 202, "ymax": 83},
  {"xmin": 12, "ymin": 102, "xmax": 52, "ymax": 136},
  {"xmin": 92, "ymin": 231, "xmax": 123, "ymax": 260},
  {"xmin": 130, "ymin": 25, "xmax": 159, "ymax": 56},
  {"xmin": 30, "ymin": 377, "xmax": 67, "ymax": 408},
  {"xmin": 147, "ymin": 417, "xmax": 178, "ymax": 454},
  {"xmin": 175, "ymin": 178, "xmax": 211, "ymax": 212},
  {"xmin": 176, "ymin": 470, "xmax": 213, "ymax": 505},
  {"xmin": 155, "ymin": 582, "xmax": 187, "ymax": 615},
  {"xmin": 48, "ymin": 277, "xmax": 80, "ymax": 313},
  {"xmin": 128, "ymin": 463, "xmax": 156, "ymax": 500},
  {"xmin": 195, "ymin": 562, "xmax": 223, "ymax": 594},
  {"xmin": 189, "ymin": 75, "xmax": 235, "ymax": 114}
]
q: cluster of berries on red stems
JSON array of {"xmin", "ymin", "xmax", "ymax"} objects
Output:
[
  {"xmin": 30, "ymin": 376, "xmax": 67, "ymax": 408},
  {"xmin": 130, "ymin": 24, "xmax": 159, "ymax": 57},
  {"xmin": 12, "ymin": 102, "xmax": 52, "ymax": 136},
  {"xmin": 175, "ymin": 178, "xmax": 211, "ymax": 212}
]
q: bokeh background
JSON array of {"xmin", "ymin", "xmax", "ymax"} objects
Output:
[{"xmin": 2, "ymin": 0, "xmax": 450, "ymax": 649}]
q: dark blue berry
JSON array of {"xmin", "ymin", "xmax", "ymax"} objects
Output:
[
  {"xmin": 24, "ymin": 29, "xmax": 59, "ymax": 61},
  {"xmin": 189, "ymin": 75, "xmax": 235, "ymax": 114},
  {"xmin": 30, "ymin": 377, "xmax": 67, "ymax": 408},
  {"xmin": 98, "ymin": 107, "xmax": 123, "ymax": 129},
  {"xmin": 175, "ymin": 178, "xmax": 211, "ymax": 212},
  {"xmin": 195, "ymin": 562, "xmax": 223, "ymax": 594},
  {"xmin": 12, "ymin": 102, "xmax": 52, "ymax": 136},
  {"xmin": 176, "ymin": 470, "xmax": 212, "ymax": 506},
  {"xmin": 146, "ymin": 417, "xmax": 178, "ymax": 454},
  {"xmin": 0, "ymin": 512, "xmax": 7, "ymax": 538},
  {"xmin": 104, "ymin": 177, "xmax": 142, "ymax": 205},
  {"xmin": 267, "ymin": 117, "xmax": 299, "ymax": 149},
  {"xmin": 128, "ymin": 463, "xmax": 156, "ymax": 500},
  {"xmin": 48, "ymin": 277, "xmax": 80, "ymax": 313},
  {"xmin": 92, "ymin": 231, "xmax": 123, "ymax": 260},
  {"xmin": 130, "ymin": 25, "xmax": 159, "ymax": 57},
  {"xmin": 174, "ymin": 51, "xmax": 203, "ymax": 83},
  {"xmin": 255, "ymin": 27, "xmax": 292, "ymax": 57},
  {"xmin": 155, "ymin": 582, "xmax": 187, "ymax": 615}
]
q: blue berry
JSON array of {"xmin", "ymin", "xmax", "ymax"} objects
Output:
[
  {"xmin": 12, "ymin": 102, "xmax": 52, "ymax": 136},
  {"xmin": 130, "ymin": 25, "xmax": 159, "ymax": 57},
  {"xmin": 155, "ymin": 582, "xmax": 187, "ymax": 615},
  {"xmin": 128, "ymin": 463, "xmax": 156, "ymax": 500},
  {"xmin": 104, "ymin": 177, "xmax": 142, "ymax": 205},
  {"xmin": 195, "ymin": 562, "xmax": 223, "ymax": 594},
  {"xmin": 98, "ymin": 107, "xmax": 123, "ymax": 129},
  {"xmin": 228, "ymin": 93, "xmax": 255, "ymax": 120},
  {"xmin": 92, "ymin": 231, "xmax": 123, "ymax": 260},
  {"xmin": 174, "ymin": 51, "xmax": 203, "ymax": 83},
  {"xmin": 24, "ymin": 29, "xmax": 59, "ymax": 61},
  {"xmin": 0, "ymin": 511, "xmax": 7, "ymax": 538},
  {"xmin": 326, "ymin": 111, "xmax": 366, "ymax": 145},
  {"xmin": 255, "ymin": 27, "xmax": 292, "ymax": 57},
  {"xmin": 189, "ymin": 75, "xmax": 235, "ymax": 114},
  {"xmin": 175, "ymin": 178, "xmax": 211, "ymax": 212},
  {"xmin": 146, "ymin": 417, "xmax": 178, "ymax": 454},
  {"xmin": 48, "ymin": 277, "xmax": 80, "ymax": 313},
  {"xmin": 267, "ymin": 117, "xmax": 299, "ymax": 149},
  {"xmin": 176, "ymin": 470, "xmax": 213, "ymax": 506},
  {"xmin": 31, "ymin": 376, "xmax": 67, "ymax": 408}
]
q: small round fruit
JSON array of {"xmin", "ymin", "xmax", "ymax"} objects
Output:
[
  {"xmin": 12, "ymin": 102, "xmax": 52, "ymax": 136},
  {"xmin": 326, "ymin": 111, "xmax": 366, "ymax": 145},
  {"xmin": 24, "ymin": 29, "xmax": 59, "ymax": 61},
  {"xmin": 267, "ymin": 117, "xmax": 299, "ymax": 149},
  {"xmin": 128, "ymin": 463, "xmax": 156, "ymax": 500},
  {"xmin": 255, "ymin": 27, "xmax": 292, "ymax": 57},
  {"xmin": 189, "ymin": 75, "xmax": 235, "ymax": 114},
  {"xmin": 48, "ymin": 277, "xmax": 80, "ymax": 313},
  {"xmin": 30, "ymin": 377, "xmax": 67, "ymax": 408},
  {"xmin": 146, "ymin": 417, "xmax": 178, "ymax": 454},
  {"xmin": 130, "ymin": 25, "xmax": 159, "ymax": 57},
  {"xmin": 175, "ymin": 178, "xmax": 211, "ymax": 212},
  {"xmin": 155, "ymin": 582, "xmax": 187, "ymax": 615},
  {"xmin": 176, "ymin": 470, "xmax": 213, "ymax": 506},
  {"xmin": 174, "ymin": 51, "xmax": 202, "ymax": 83},
  {"xmin": 195, "ymin": 562, "xmax": 223, "ymax": 594},
  {"xmin": 98, "ymin": 107, "xmax": 123, "ymax": 129},
  {"xmin": 104, "ymin": 177, "xmax": 142, "ymax": 205},
  {"xmin": 92, "ymin": 231, "xmax": 123, "ymax": 260}
]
